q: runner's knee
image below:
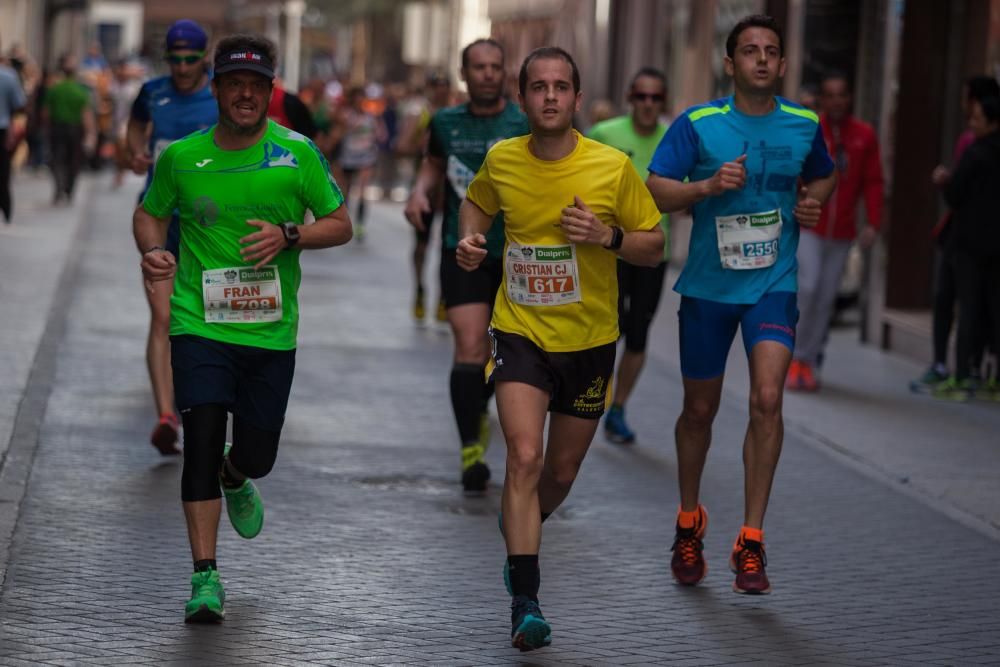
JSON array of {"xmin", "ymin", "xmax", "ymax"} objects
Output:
[
  {"xmin": 749, "ymin": 384, "xmax": 782, "ymax": 422},
  {"xmin": 505, "ymin": 439, "xmax": 543, "ymax": 481},
  {"xmin": 228, "ymin": 418, "xmax": 281, "ymax": 479}
]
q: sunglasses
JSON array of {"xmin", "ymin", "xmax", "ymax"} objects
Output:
[
  {"xmin": 631, "ymin": 93, "xmax": 665, "ymax": 102},
  {"xmin": 165, "ymin": 52, "xmax": 204, "ymax": 65}
]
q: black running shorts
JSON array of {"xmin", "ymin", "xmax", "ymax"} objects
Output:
[
  {"xmin": 487, "ymin": 329, "xmax": 616, "ymax": 419},
  {"xmin": 171, "ymin": 334, "xmax": 296, "ymax": 432},
  {"xmin": 440, "ymin": 248, "xmax": 503, "ymax": 309}
]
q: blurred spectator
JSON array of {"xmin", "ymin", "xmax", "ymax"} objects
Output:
[
  {"xmin": 109, "ymin": 59, "xmax": 142, "ymax": 187},
  {"xmin": 81, "ymin": 41, "xmax": 109, "ymax": 75},
  {"xmin": 300, "ymin": 77, "xmax": 334, "ymax": 155},
  {"xmin": 267, "ymin": 80, "xmax": 317, "ymax": 138},
  {"xmin": 333, "ymin": 86, "xmax": 386, "ymax": 240},
  {"xmin": 799, "ymin": 83, "xmax": 819, "ymax": 111},
  {"xmin": 939, "ymin": 94, "xmax": 1000, "ymax": 399},
  {"xmin": 588, "ymin": 98, "xmax": 615, "ymax": 126},
  {"xmin": 43, "ymin": 54, "xmax": 94, "ymax": 204},
  {"xmin": 788, "ymin": 71, "xmax": 883, "ymax": 392},
  {"xmin": 0, "ymin": 45, "xmax": 27, "ymax": 222},
  {"xmin": 915, "ymin": 76, "xmax": 1000, "ymax": 393}
]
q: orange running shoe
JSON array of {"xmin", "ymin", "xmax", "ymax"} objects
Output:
[
  {"xmin": 670, "ymin": 505, "xmax": 708, "ymax": 586},
  {"xmin": 785, "ymin": 359, "xmax": 802, "ymax": 390},
  {"xmin": 798, "ymin": 361, "xmax": 819, "ymax": 392},
  {"xmin": 151, "ymin": 413, "xmax": 181, "ymax": 456},
  {"xmin": 730, "ymin": 531, "xmax": 771, "ymax": 595}
]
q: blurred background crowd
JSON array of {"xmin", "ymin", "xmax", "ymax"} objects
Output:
[{"xmin": 1, "ymin": 0, "xmax": 999, "ymax": 398}]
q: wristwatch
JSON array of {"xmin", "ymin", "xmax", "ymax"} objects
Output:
[
  {"xmin": 604, "ymin": 225, "xmax": 624, "ymax": 251},
  {"xmin": 279, "ymin": 222, "xmax": 300, "ymax": 248}
]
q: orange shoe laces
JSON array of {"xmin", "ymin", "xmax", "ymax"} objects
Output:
[
  {"xmin": 736, "ymin": 541, "xmax": 767, "ymax": 573},
  {"xmin": 672, "ymin": 530, "xmax": 703, "ymax": 566}
]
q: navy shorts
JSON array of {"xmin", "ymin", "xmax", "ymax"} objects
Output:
[
  {"xmin": 678, "ymin": 291, "xmax": 798, "ymax": 380},
  {"xmin": 171, "ymin": 334, "xmax": 296, "ymax": 432}
]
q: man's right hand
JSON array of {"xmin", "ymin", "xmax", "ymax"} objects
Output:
[
  {"xmin": 703, "ymin": 154, "xmax": 747, "ymax": 197},
  {"xmin": 131, "ymin": 151, "xmax": 153, "ymax": 176},
  {"xmin": 404, "ymin": 190, "xmax": 431, "ymax": 231},
  {"xmin": 456, "ymin": 233, "xmax": 488, "ymax": 272},
  {"xmin": 140, "ymin": 249, "xmax": 176, "ymax": 293}
]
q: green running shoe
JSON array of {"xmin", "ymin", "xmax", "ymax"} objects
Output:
[
  {"xmin": 221, "ymin": 444, "xmax": 264, "ymax": 538},
  {"xmin": 932, "ymin": 377, "xmax": 975, "ymax": 402},
  {"xmin": 184, "ymin": 569, "xmax": 225, "ymax": 623}
]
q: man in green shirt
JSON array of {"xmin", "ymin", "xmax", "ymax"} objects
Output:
[
  {"xmin": 42, "ymin": 54, "xmax": 94, "ymax": 203},
  {"xmin": 133, "ymin": 34, "xmax": 352, "ymax": 623},
  {"xmin": 587, "ymin": 67, "xmax": 671, "ymax": 444}
]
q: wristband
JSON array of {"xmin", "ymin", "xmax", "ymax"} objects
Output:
[
  {"xmin": 604, "ymin": 225, "xmax": 624, "ymax": 251},
  {"xmin": 143, "ymin": 245, "xmax": 166, "ymax": 255}
]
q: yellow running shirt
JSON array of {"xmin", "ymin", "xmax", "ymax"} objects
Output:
[{"xmin": 466, "ymin": 131, "xmax": 661, "ymax": 352}]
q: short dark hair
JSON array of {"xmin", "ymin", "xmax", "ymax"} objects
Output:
[
  {"xmin": 214, "ymin": 34, "xmax": 278, "ymax": 72},
  {"xmin": 461, "ymin": 38, "xmax": 504, "ymax": 69},
  {"xmin": 518, "ymin": 46, "xmax": 580, "ymax": 97},
  {"xmin": 726, "ymin": 14, "xmax": 784, "ymax": 58},
  {"xmin": 820, "ymin": 69, "xmax": 852, "ymax": 91},
  {"xmin": 977, "ymin": 95, "xmax": 1000, "ymax": 123},
  {"xmin": 965, "ymin": 75, "xmax": 1000, "ymax": 103},
  {"xmin": 629, "ymin": 66, "xmax": 667, "ymax": 92}
]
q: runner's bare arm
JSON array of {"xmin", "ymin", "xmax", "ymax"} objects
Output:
[
  {"xmin": 240, "ymin": 205, "xmax": 353, "ymax": 270},
  {"xmin": 646, "ymin": 155, "xmax": 748, "ymax": 212},
  {"xmin": 560, "ymin": 197, "xmax": 664, "ymax": 267},
  {"xmin": 793, "ymin": 170, "xmax": 837, "ymax": 228},
  {"xmin": 132, "ymin": 205, "xmax": 176, "ymax": 291},
  {"xmin": 126, "ymin": 117, "xmax": 152, "ymax": 175},
  {"xmin": 456, "ymin": 198, "xmax": 492, "ymax": 271},
  {"xmin": 404, "ymin": 155, "xmax": 445, "ymax": 230}
]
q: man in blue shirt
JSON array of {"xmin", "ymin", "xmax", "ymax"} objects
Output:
[
  {"xmin": 647, "ymin": 14, "xmax": 836, "ymax": 595},
  {"xmin": 127, "ymin": 19, "xmax": 218, "ymax": 455}
]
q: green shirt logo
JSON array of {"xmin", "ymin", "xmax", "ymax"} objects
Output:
[
  {"xmin": 534, "ymin": 246, "xmax": 573, "ymax": 261},
  {"xmin": 193, "ymin": 196, "xmax": 219, "ymax": 227}
]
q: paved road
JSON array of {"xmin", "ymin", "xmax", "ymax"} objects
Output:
[{"xmin": 0, "ymin": 177, "xmax": 998, "ymax": 665}]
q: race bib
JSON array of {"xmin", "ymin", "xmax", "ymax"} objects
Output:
[
  {"xmin": 446, "ymin": 155, "xmax": 476, "ymax": 199},
  {"xmin": 715, "ymin": 209, "xmax": 782, "ymax": 270},
  {"xmin": 202, "ymin": 265, "xmax": 283, "ymax": 323},
  {"xmin": 504, "ymin": 243, "xmax": 581, "ymax": 306}
]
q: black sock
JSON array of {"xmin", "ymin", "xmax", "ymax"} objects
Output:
[
  {"xmin": 482, "ymin": 374, "xmax": 495, "ymax": 408},
  {"xmin": 507, "ymin": 554, "xmax": 540, "ymax": 601},
  {"xmin": 451, "ymin": 363, "xmax": 485, "ymax": 446},
  {"xmin": 193, "ymin": 559, "xmax": 217, "ymax": 572}
]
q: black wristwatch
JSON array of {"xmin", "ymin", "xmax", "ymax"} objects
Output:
[
  {"xmin": 604, "ymin": 225, "xmax": 624, "ymax": 251},
  {"xmin": 279, "ymin": 222, "xmax": 300, "ymax": 248}
]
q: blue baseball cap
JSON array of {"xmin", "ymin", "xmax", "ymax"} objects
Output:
[{"xmin": 166, "ymin": 19, "xmax": 208, "ymax": 52}]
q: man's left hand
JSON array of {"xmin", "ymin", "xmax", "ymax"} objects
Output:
[
  {"xmin": 559, "ymin": 196, "xmax": 612, "ymax": 245},
  {"xmin": 793, "ymin": 187, "xmax": 822, "ymax": 228},
  {"xmin": 240, "ymin": 219, "xmax": 287, "ymax": 269}
]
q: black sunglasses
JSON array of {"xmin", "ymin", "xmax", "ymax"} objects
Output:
[
  {"xmin": 631, "ymin": 93, "xmax": 665, "ymax": 102},
  {"xmin": 165, "ymin": 52, "xmax": 204, "ymax": 65}
]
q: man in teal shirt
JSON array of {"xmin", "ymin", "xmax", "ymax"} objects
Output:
[
  {"xmin": 587, "ymin": 67, "xmax": 670, "ymax": 444},
  {"xmin": 133, "ymin": 34, "xmax": 353, "ymax": 623}
]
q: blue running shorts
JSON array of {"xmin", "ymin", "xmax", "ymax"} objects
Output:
[{"xmin": 678, "ymin": 291, "xmax": 798, "ymax": 380}]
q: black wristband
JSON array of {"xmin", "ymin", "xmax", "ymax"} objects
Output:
[
  {"xmin": 143, "ymin": 245, "xmax": 165, "ymax": 255},
  {"xmin": 604, "ymin": 225, "xmax": 624, "ymax": 251}
]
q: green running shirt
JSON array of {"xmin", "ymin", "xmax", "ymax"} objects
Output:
[
  {"xmin": 427, "ymin": 101, "xmax": 529, "ymax": 257},
  {"xmin": 587, "ymin": 115, "xmax": 671, "ymax": 259},
  {"xmin": 142, "ymin": 120, "xmax": 344, "ymax": 350}
]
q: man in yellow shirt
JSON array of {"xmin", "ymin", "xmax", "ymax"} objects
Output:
[{"xmin": 457, "ymin": 46, "xmax": 663, "ymax": 652}]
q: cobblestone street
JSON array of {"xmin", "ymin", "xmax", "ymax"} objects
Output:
[{"xmin": 0, "ymin": 175, "xmax": 998, "ymax": 665}]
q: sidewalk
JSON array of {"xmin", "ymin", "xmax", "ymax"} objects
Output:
[{"xmin": 0, "ymin": 175, "xmax": 997, "ymax": 665}]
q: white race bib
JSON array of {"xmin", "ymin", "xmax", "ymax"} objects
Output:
[
  {"xmin": 504, "ymin": 243, "xmax": 581, "ymax": 306},
  {"xmin": 446, "ymin": 155, "xmax": 475, "ymax": 199},
  {"xmin": 715, "ymin": 209, "xmax": 782, "ymax": 270},
  {"xmin": 202, "ymin": 265, "xmax": 283, "ymax": 323}
]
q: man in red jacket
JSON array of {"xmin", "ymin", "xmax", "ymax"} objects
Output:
[{"xmin": 788, "ymin": 72, "xmax": 883, "ymax": 391}]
